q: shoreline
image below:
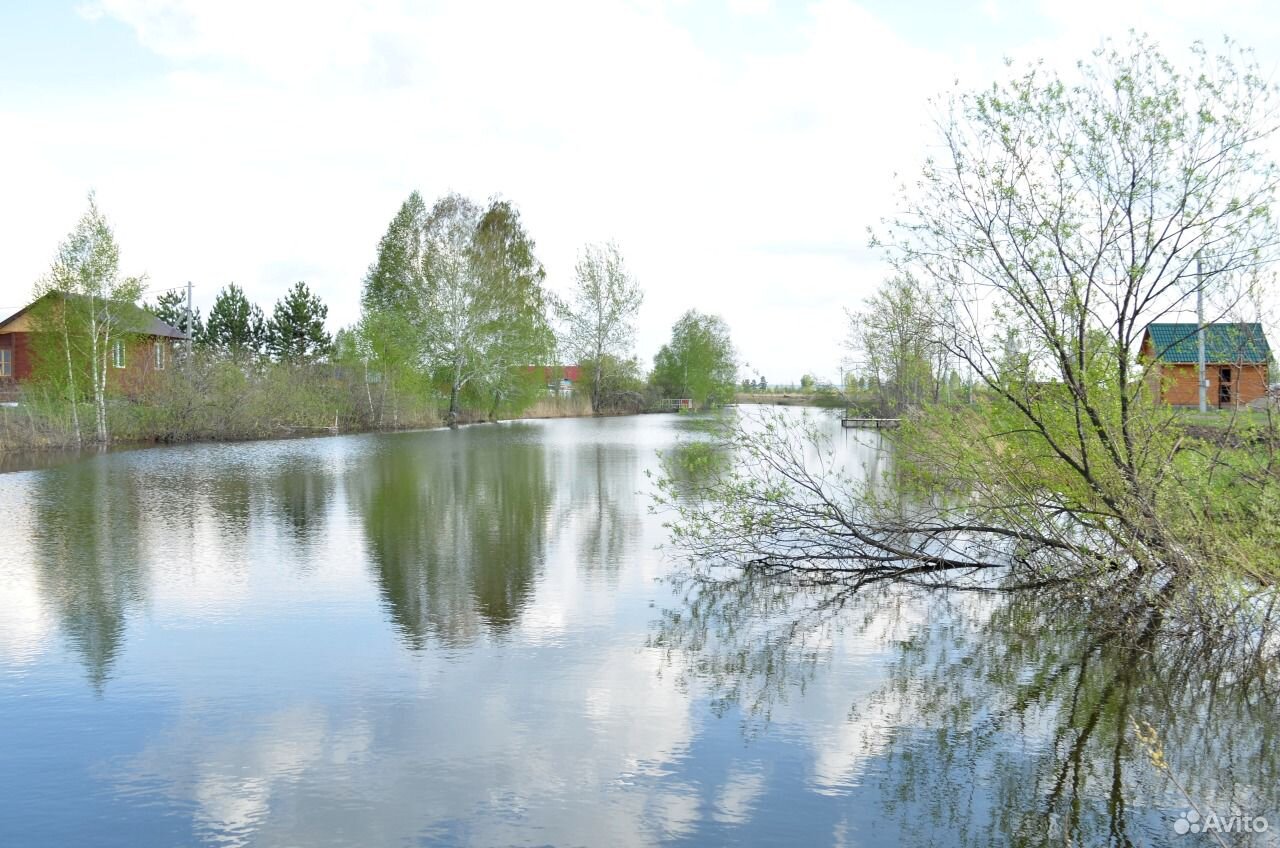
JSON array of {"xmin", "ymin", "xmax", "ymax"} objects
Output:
[{"xmin": 0, "ymin": 406, "xmax": 652, "ymax": 473}]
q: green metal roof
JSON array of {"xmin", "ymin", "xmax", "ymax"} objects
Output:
[{"xmin": 1145, "ymin": 322, "xmax": 1271, "ymax": 364}]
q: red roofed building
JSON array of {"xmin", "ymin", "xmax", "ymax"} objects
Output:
[{"xmin": 526, "ymin": 364, "xmax": 582, "ymax": 396}]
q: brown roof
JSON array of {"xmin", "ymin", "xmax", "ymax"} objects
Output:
[{"xmin": 0, "ymin": 292, "xmax": 188, "ymax": 340}]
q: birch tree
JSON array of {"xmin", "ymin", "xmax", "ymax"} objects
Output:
[
  {"xmin": 421, "ymin": 193, "xmax": 489, "ymax": 427},
  {"xmin": 472, "ymin": 199, "xmax": 555, "ymax": 420},
  {"xmin": 35, "ymin": 194, "xmax": 144, "ymax": 444},
  {"xmin": 844, "ymin": 276, "xmax": 947, "ymax": 413},
  {"xmin": 359, "ymin": 192, "xmax": 430, "ymax": 425},
  {"xmin": 564, "ymin": 242, "xmax": 643, "ymax": 413}
]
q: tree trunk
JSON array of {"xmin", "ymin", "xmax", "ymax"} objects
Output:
[
  {"xmin": 61, "ymin": 316, "xmax": 82, "ymax": 448},
  {"xmin": 90, "ymin": 309, "xmax": 109, "ymax": 445},
  {"xmin": 448, "ymin": 380, "xmax": 461, "ymax": 429},
  {"xmin": 591, "ymin": 360, "xmax": 603, "ymax": 415}
]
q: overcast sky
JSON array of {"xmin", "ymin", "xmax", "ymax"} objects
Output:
[{"xmin": 3, "ymin": 1, "xmax": 1279, "ymax": 383}]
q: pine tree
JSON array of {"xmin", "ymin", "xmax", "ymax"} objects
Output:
[
  {"xmin": 266, "ymin": 281, "xmax": 331, "ymax": 362},
  {"xmin": 205, "ymin": 283, "xmax": 267, "ymax": 359}
]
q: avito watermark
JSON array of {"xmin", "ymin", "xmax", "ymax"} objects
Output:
[{"xmin": 1173, "ymin": 809, "xmax": 1269, "ymax": 836}]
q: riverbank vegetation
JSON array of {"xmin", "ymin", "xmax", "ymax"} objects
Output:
[
  {"xmin": 3, "ymin": 190, "xmax": 740, "ymax": 453},
  {"xmin": 658, "ymin": 35, "xmax": 1280, "ymax": 605}
]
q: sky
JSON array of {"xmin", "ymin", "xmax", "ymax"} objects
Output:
[{"xmin": 2, "ymin": 0, "xmax": 1279, "ymax": 384}]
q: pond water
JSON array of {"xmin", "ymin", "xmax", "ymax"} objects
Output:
[{"xmin": 0, "ymin": 413, "xmax": 1275, "ymax": 847}]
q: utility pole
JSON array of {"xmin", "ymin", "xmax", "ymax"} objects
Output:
[
  {"xmin": 186, "ymin": 281, "xmax": 194, "ymax": 357},
  {"xmin": 1196, "ymin": 256, "xmax": 1207, "ymax": 413}
]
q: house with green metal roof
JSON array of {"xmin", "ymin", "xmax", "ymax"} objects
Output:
[{"xmin": 1140, "ymin": 322, "xmax": 1272, "ymax": 408}]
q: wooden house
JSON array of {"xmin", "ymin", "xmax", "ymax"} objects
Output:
[
  {"xmin": 0, "ymin": 293, "xmax": 188, "ymax": 399},
  {"xmin": 1141, "ymin": 322, "xmax": 1271, "ymax": 408}
]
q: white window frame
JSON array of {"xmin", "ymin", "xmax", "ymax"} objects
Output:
[
  {"xmin": 153, "ymin": 341, "xmax": 165, "ymax": 370},
  {"xmin": 112, "ymin": 339, "xmax": 126, "ymax": 369},
  {"xmin": 0, "ymin": 347, "xmax": 11, "ymax": 378}
]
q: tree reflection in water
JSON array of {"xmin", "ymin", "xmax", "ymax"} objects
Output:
[
  {"xmin": 355, "ymin": 427, "xmax": 552, "ymax": 649},
  {"xmin": 31, "ymin": 460, "xmax": 146, "ymax": 692},
  {"xmin": 654, "ymin": 568, "xmax": 1279, "ymax": 846}
]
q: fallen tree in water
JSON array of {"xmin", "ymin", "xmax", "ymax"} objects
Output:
[
  {"xmin": 656, "ymin": 35, "xmax": 1280, "ymax": 602},
  {"xmin": 654, "ymin": 406, "xmax": 1278, "ymax": 599}
]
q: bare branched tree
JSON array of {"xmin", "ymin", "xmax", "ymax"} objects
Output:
[
  {"xmin": 659, "ymin": 36, "xmax": 1280, "ymax": 597},
  {"xmin": 563, "ymin": 243, "xmax": 643, "ymax": 414}
]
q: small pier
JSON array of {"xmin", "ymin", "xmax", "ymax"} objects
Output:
[{"xmin": 840, "ymin": 417, "xmax": 900, "ymax": 429}]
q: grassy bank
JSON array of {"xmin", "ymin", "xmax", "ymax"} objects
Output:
[{"xmin": 0, "ymin": 361, "xmax": 605, "ymax": 456}]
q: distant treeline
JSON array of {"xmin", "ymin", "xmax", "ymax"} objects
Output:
[{"xmin": 3, "ymin": 191, "xmax": 741, "ymax": 451}]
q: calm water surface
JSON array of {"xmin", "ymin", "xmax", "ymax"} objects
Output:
[{"xmin": 1, "ymin": 414, "xmax": 1275, "ymax": 847}]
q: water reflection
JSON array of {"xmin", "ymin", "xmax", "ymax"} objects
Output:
[
  {"xmin": 2, "ymin": 414, "xmax": 1275, "ymax": 847},
  {"xmin": 655, "ymin": 570, "xmax": 1280, "ymax": 846},
  {"xmin": 30, "ymin": 460, "xmax": 147, "ymax": 690},
  {"xmin": 576, "ymin": 442, "xmax": 638, "ymax": 576},
  {"xmin": 268, "ymin": 457, "xmax": 338, "ymax": 550},
  {"xmin": 354, "ymin": 426, "xmax": 552, "ymax": 648}
]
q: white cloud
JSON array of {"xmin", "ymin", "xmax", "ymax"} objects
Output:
[{"xmin": 3, "ymin": 0, "xmax": 1277, "ymax": 379}]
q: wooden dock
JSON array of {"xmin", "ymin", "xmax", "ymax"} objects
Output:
[{"xmin": 840, "ymin": 417, "xmax": 901, "ymax": 429}]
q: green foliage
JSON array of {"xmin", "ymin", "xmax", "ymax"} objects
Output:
[
  {"xmin": 471, "ymin": 198, "xmax": 556, "ymax": 419},
  {"xmin": 363, "ymin": 190, "xmax": 428, "ymax": 315},
  {"xmin": 108, "ymin": 354, "xmax": 436, "ymax": 442},
  {"xmin": 576, "ymin": 354, "xmax": 649, "ymax": 412},
  {"xmin": 658, "ymin": 35, "xmax": 1280, "ymax": 602},
  {"xmin": 204, "ymin": 283, "xmax": 267, "ymax": 358},
  {"xmin": 29, "ymin": 194, "xmax": 145, "ymax": 444},
  {"xmin": 563, "ymin": 242, "xmax": 644, "ymax": 413},
  {"xmin": 844, "ymin": 275, "xmax": 947, "ymax": 414},
  {"xmin": 651, "ymin": 310, "xmax": 737, "ymax": 408},
  {"xmin": 875, "ymin": 34, "xmax": 1280, "ymax": 585},
  {"xmin": 266, "ymin": 281, "xmax": 331, "ymax": 363},
  {"xmin": 357, "ymin": 191, "xmax": 557, "ymax": 426}
]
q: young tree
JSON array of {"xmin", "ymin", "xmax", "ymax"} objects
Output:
[
  {"xmin": 576, "ymin": 353, "xmax": 647, "ymax": 411},
  {"xmin": 267, "ymin": 281, "xmax": 331, "ymax": 362},
  {"xmin": 563, "ymin": 242, "xmax": 644, "ymax": 414},
  {"xmin": 34, "ymin": 194, "xmax": 144, "ymax": 444},
  {"xmin": 363, "ymin": 191, "xmax": 429, "ymax": 316},
  {"xmin": 418, "ymin": 193, "xmax": 489, "ymax": 427},
  {"xmin": 879, "ymin": 35, "xmax": 1280, "ymax": 581},
  {"xmin": 471, "ymin": 199, "xmax": 555, "ymax": 420},
  {"xmin": 844, "ymin": 276, "xmax": 946, "ymax": 414},
  {"xmin": 660, "ymin": 36, "xmax": 1280, "ymax": 595},
  {"xmin": 358, "ymin": 192, "xmax": 431, "ymax": 424},
  {"xmin": 651, "ymin": 310, "xmax": 737, "ymax": 408},
  {"xmin": 204, "ymin": 284, "xmax": 267, "ymax": 359}
]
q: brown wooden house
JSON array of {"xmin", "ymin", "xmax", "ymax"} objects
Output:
[
  {"xmin": 0, "ymin": 293, "xmax": 188, "ymax": 400},
  {"xmin": 1141, "ymin": 322, "xmax": 1272, "ymax": 408}
]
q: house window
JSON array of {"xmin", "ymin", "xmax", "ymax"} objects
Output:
[
  {"xmin": 0, "ymin": 347, "xmax": 11, "ymax": 378},
  {"xmin": 112, "ymin": 340, "xmax": 126, "ymax": 369},
  {"xmin": 154, "ymin": 341, "xmax": 165, "ymax": 370}
]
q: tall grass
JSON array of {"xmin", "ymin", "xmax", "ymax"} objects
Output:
[{"xmin": 0, "ymin": 358, "xmax": 608, "ymax": 453}]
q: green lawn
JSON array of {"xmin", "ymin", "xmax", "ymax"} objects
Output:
[{"xmin": 1174, "ymin": 407, "xmax": 1273, "ymax": 428}]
